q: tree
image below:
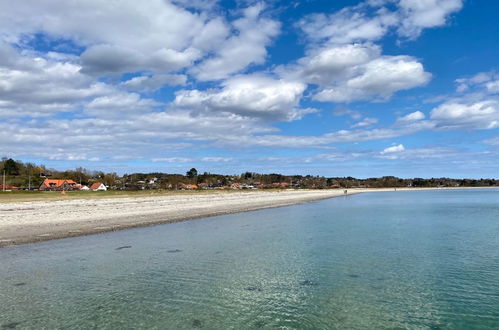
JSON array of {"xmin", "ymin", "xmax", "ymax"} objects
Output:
[
  {"xmin": 3, "ymin": 158, "xmax": 19, "ymax": 176},
  {"xmin": 186, "ymin": 168, "xmax": 198, "ymax": 178}
]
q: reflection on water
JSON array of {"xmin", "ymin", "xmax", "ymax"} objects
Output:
[{"xmin": 1, "ymin": 189, "xmax": 499, "ymax": 329}]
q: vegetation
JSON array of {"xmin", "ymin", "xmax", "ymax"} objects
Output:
[{"xmin": 1, "ymin": 157, "xmax": 498, "ymax": 191}]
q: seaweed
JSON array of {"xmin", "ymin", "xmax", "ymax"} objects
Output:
[
  {"xmin": 245, "ymin": 286, "xmax": 263, "ymax": 292},
  {"xmin": 2, "ymin": 322, "xmax": 20, "ymax": 329},
  {"xmin": 115, "ymin": 245, "xmax": 132, "ymax": 250}
]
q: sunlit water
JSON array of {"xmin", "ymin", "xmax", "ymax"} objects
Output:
[{"xmin": 1, "ymin": 189, "xmax": 499, "ymax": 329}]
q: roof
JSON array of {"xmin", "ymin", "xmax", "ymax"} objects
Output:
[
  {"xmin": 89, "ymin": 182, "xmax": 104, "ymax": 190},
  {"xmin": 41, "ymin": 179, "xmax": 77, "ymax": 187}
]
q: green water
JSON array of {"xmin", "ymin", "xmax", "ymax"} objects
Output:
[{"xmin": 1, "ymin": 189, "xmax": 499, "ymax": 329}]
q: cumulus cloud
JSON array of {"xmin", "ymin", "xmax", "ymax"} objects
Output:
[
  {"xmin": 173, "ymin": 74, "xmax": 313, "ymax": 121},
  {"xmin": 312, "ymin": 53, "xmax": 430, "ymax": 102},
  {"xmin": 191, "ymin": 4, "xmax": 280, "ymax": 81},
  {"xmin": 430, "ymin": 100, "xmax": 499, "ymax": 130},
  {"xmin": 297, "ymin": 5, "xmax": 398, "ymax": 44},
  {"xmin": 0, "ymin": 0, "xmax": 275, "ymax": 78},
  {"xmin": 0, "ymin": 42, "xmax": 112, "ymax": 117},
  {"xmin": 278, "ymin": 43, "xmax": 431, "ymax": 103},
  {"xmin": 397, "ymin": 0, "xmax": 463, "ymax": 38},
  {"xmin": 283, "ymin": 0, "xmax": 461, "ymax": 103},
  {"xmin": 298, "ymin": 0, "xmax": 463, "ymax": 43}
]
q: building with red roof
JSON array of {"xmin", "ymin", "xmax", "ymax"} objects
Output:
[{"xmin": 39, "ymin": 179, "xmax": 78, "ymax": 191}]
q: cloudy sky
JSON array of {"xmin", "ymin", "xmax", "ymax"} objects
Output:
[{"xmin": 0, "ymin": 0, "xmax": 498, "ymax": 177}]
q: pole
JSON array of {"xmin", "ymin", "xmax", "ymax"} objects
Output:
[
  {"xmin": 2, "ymin": 170, "xmax": 5, "ymax": 192},
  {"xmin": 28, "ymin": 174, "xmax": 31, "ymax": 190}
]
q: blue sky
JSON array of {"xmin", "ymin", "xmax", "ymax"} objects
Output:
[{"xmin": 0, "ymin": 0, "xmax": 498, "ymax": 178}]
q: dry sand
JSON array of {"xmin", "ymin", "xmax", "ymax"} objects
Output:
[
  {"xmin": 0, "ymin": 187, "xmax": 465, "ymax": 247},
  {"xmin": 0, "ymin": 189, "xmax": 365, "ymax": 247}
]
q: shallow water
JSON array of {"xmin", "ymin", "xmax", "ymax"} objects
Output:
[{"xmin": 1, "ymin": 189, "xmax": 499, "ymax": 329}]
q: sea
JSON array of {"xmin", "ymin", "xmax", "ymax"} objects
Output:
[{"xmin": 1, "ymin": 189, "xmax": 499, "ymax": 329}]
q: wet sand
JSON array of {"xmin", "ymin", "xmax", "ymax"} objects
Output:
[
  {"xmin": 0, "ymin": 187, "xmax": 477, "ymax": 247},
  {"xmin": 1, "ymin": 190, "xmax": 362, "ymax": 247}
]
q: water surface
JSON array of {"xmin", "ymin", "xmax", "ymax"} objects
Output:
[{"xmin": 1, "ymin": 189, "xmax": 499, "ymax": 329}]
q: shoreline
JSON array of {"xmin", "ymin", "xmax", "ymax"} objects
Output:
[{"xmin": 0, "ymin": 187, "xmax": 493, "ymax": 247}]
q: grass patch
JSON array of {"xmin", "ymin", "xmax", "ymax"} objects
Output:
[{"xmin": 0, "ymin": 189, "xmax": 272, "ymax": 203}]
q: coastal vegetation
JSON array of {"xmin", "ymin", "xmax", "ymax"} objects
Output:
[{"xmin": 2, "ymin": 157, "xmax": 498, "ymax": 192}]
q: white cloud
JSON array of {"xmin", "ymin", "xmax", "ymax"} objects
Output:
[
  {"xmin": 313, "ymin": 53, "xmax": 431, "ymax": 102},
  {"xmin": 298, "ymin": 0, "xmax": 463, "ymax": 43},
  {"xmin": 483, "ymin": 136, "xmax": 499, "ymax": 146},
  {"xmin": 378, "ymin": 145, "xmax": 458, "ymax": 160},
  {"xmin": 278, "ymin": 43, "xmax": 430, "ymax": 103},
  {"xmin": 85, "ymin": 93, "xmax": 160, "ymax": 118},
  {"xmin": 333, "ymin": 105, "xmax": 363, "ymax": 120},
  {"xmin": 456, "ymin": 71, "xmax": 499, "ymax": 95},
  {"xmin": 173, "ymin": 74, "xmax": 313, "ymax": 121},
  {"xmin": 80, "ymin": 45, "xmax": 201, "ymax": 75},
  {"xmin": 121, "ymin": 74, "xmax": 187, "ymax": 92},
  {"xmin": 397, "ymin": 110, "xmax": 426, "ymax": 122},
  {"xmin": 351, "ymin": 117, "xmax": 378, "ymax": 128},
  {"xmin": 0, "ymin": 0, "xmax": 256, "ymax": 78},
  {"xmin": 431, "ymin": 100, "xmax": 499, "ymax": 130},
  {"xmin": 280, "ymin": 43, "xmax": 380, "ymax": 85},
  {"xmin": 191, "ymin": 3, "xmax": 280, "ymax": 81},
  {"xmin": 381, "ymin": 144, "xmax": 405, "ymax": 154},
  {"xmin": 297, "ymin": 5, "xmax": 398, "ymax": 44},
  {"xmin": 0, "ymin": 42, "xmax": 112, "ymax": 117},
  {"xmin": 397, "ymin": 0, "xmax": 463, "ymax": 38}
]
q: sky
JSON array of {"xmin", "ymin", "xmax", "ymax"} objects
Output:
[{"xmin": 0, "ymin": 0, "xmax": 498, "ymax": 178}]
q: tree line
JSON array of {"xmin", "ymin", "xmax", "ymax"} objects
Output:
[{"xmin": 1, "ymin": 158, "xmax": 498, "ymax": 190}]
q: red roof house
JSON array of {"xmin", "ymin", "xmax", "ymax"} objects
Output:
[{"xmin": 39, "ymin": 179, "xmax": 78, "ymax": 191}]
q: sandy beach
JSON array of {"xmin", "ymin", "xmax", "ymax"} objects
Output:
[
  {"xmin": 1, "ymin": 189, "xmax": 370, "ymax": 247},
  {"xmin": 1, "ymin": 187, "xmax": 483, "ymax": 247}
]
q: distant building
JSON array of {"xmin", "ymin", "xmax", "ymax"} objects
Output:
[
  {"xmin": 179, "ymin": 184, "xmax": 198, "ymax": 190},
  {"xmin": 89, "ymin": 182, "xmax": 107, "ymax": 191},
  {"xmin": 39, "ymin": 179, "xmax": 78, "ymax": 191}
]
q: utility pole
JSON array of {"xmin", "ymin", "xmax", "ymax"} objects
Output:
[
  {"xmin": 28, "ymin": 174, "xmax": 31, "ymax": 190},
  {"xmin": 2, "ymin": 170, "xmax": 5, "ymax": 192}
]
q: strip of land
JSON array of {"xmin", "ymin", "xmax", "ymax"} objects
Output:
[{"xmin": 0, "ymin": 187, "xmax": 475, "ymax": 247}]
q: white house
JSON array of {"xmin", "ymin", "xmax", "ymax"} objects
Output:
[{"xmin": 90, "ymin": 182, "xmax": 107, "ymax": 191}]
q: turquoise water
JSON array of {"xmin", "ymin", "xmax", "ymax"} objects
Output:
[{"xmin": 1, "ymin": 189, "xmax": 499, "ymax": 329}]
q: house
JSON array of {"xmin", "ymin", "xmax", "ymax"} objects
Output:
[
  {"xmin": 80, "ymin": 185, "xmax": 90, "ymax": 191},
  {"xmin": 179, "ymin": 183, "xmax": 198, "ymax": 190},
  {"xmin": 90, "ymin": 182, "xmax": 107, "ymax": 191},
  {"xmin": 39, "ymin": 179, "xmax": 78, "ymax": 191},
  {"xmin": 230, "ymin": 183, "xmax": 241, "ymax": 189}
]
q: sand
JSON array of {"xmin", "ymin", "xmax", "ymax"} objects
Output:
[
  {"xmin": 0, "ymin": 187, "xmax": 474, "ymax": 247},
  {"xmin": 0, "ymin": 189, "xmax": 367, "ymax": 247}
]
